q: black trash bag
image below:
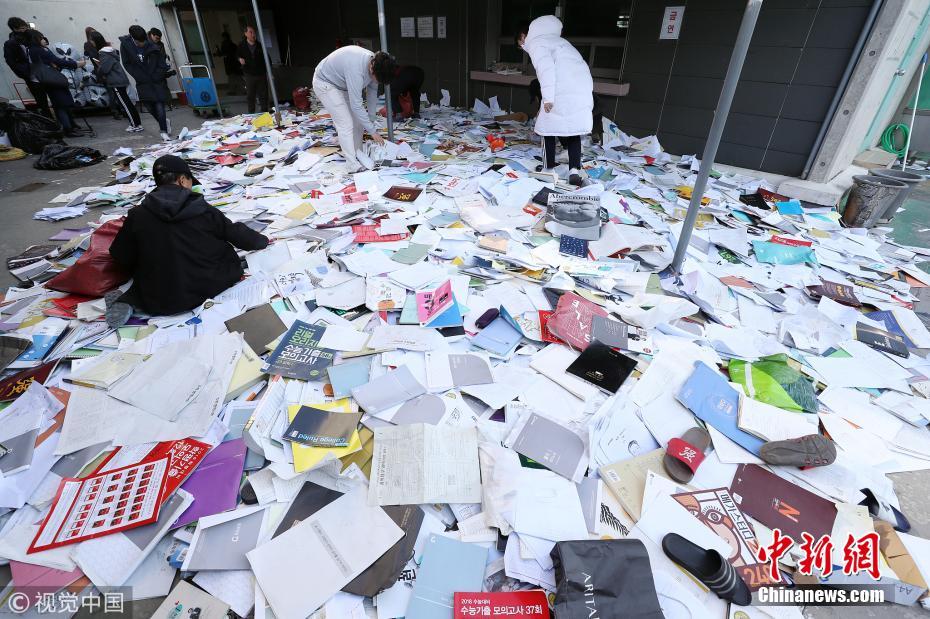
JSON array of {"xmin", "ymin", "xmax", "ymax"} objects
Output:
[
  {"xmin": 34, "ymin": 144, "xmax": 105, "ymax": 171},
  {"xmin": 0, "ymin": 102, "xmax": 64, "ymax": 154},
  {"xmin": 550, "ymin": 539, "xmax": 664, "ymax": 619}
]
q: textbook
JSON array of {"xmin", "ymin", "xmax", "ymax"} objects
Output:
[{"xmin": 265, "ymin": 321, "xmax": 335, "ymax": 381}]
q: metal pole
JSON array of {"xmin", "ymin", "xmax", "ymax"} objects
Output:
[
  {"xmin": 902, "ymin": 52, "xmax": 927, "ymax": 170},
  {"xmin": 671, "ymin": 0, "xmax": 762, "ymax": 274},
  {"xmin": 250, "ymin": 0, "xmax": 281, "ymax": 125},
  {"xmin": 189, "ymin": 0, "xmax": 224, "ymax": 118},
  {"xmin": 377, "ymin": 0, "xmax": 394, "ymax": 141}
]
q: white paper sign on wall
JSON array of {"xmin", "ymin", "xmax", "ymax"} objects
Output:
[
  {"xmin": 437, "ymin": 16, "xmax": 447, "ymax": 39},
  {"xmin": 417, "ymin": 16, "xmax": 434, "ymax": 39},
  {"xmin": 401, "ymin": 17, "xmax": 415, "ymax": 38},
  {"xmin": 659, "ymin": 6, "xmax": 685, "ymax": 40}
]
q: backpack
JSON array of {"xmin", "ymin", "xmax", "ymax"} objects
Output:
[
  {"xmin": 0, "ymin": 103, "xmax": 64, "ymax": 154},
  {"xmin": 34, "ymin": 144, "xmax": 105, "ymax": 170}
]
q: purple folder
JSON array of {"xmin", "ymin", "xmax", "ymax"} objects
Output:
[{"xmin": 171, "ymin": 438, "xmax": 247, "ymax": 529}]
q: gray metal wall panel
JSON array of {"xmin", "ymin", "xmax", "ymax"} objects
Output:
[{"xmin": 618, "ymin": 0, "xmax": 871, "ymax": 176}]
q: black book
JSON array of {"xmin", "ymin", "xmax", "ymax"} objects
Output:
[
  {"xmin": 265, "ymin": 320, "xmax": 335, "ymax": 380},
  {"xmin": 738, "ymin": 192, "xmax": 771, "ymax": 210},
  {"xmin": 565, "ymin": 341, "xmax": 638, "ymax": 394},
  {"xmin": 282, "ymin": 406, "xmax": 362, "ymax": 448},
  {"xmin": 343, "ymin": 505, "xmax": 424, "ymax": 597},
  {"xmin": 272, "ymin": 482, "xmax": 343, "ymax": 538},
  {"xmin": 224, "ymin": 303, "xmax": 287, "ymax": 354},
  {"xmin": 855, "ymin": 324, "xmax": 909, "ymax": 358}
]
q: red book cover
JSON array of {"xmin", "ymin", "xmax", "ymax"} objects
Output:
[
  {"xmin": 545, "ymin": 292, "xmax": 607, "ymax": 351},
  {"xmin": 0, "ymin": 361, "xmax": 57, "ymax": 402},
  {"xmin": 454, "ymin": 591, "xmax": 550, "ymax": 619}
]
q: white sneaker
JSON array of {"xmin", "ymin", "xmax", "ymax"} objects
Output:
[
  {"xmin": 125, "ymin": 125, "xmax": 137, "ymax": 132},
  {"xmin": 133, "ymin": 126, "xmax": 144, "ymax": 132},
  {"xmin": 160, "ymin": 132, "xmax": 171, "ymax": 141}
]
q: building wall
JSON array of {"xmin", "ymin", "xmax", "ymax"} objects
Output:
[
  {"xmin": 809, "ymin": 0, "xmax": 930, "ymax": 182},
  {"xmin": 1, "ymin": 0, "xmax": 174, "ymax": 103},
  {"xmin": 618, "ymin": 0, "xmax": 874, "ymax": 177}
]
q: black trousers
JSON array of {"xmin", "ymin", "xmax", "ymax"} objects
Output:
[
  {"xmin": 141, "ymin": 101, "xmax": 168, "ymax": 132},
  {"xmin": 112, "ymin": 88, "xmax": 141, "ymax": 127},
  {"xmin": 544, "ymin": 135, "xmax": 582, "ymax": 170},
  {"xmin": 244, "ymin": 73, "xmax": 268, "ymax": 114},
  {"xmin": 25, "ymin": 81, "xmax": 51, "ymax": 118}
]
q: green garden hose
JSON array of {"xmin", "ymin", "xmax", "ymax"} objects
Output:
[{"xmin": 881, "ymin": 123, "xmax": 910, "ymax": 157}]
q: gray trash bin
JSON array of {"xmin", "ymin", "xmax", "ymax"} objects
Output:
[
  {"xmin": 869, "ymin": 168, "xmax": 924, "ymax": 223},
  {"xmin": 842, "ymin": 175, "xmax": 908, "ymax": 228}
]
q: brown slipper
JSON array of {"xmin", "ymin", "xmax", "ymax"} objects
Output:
[
  {"xmin": 663, "ymin": 426, "xmax": 711, "ymax": 483},
  {"xmin": 760, "ymin": 434, "xmax": 836, "ymax": 468}
]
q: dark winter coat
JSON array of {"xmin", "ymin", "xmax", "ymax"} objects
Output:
[
  {"xmin": 27, "ymin": 45, "xmax": 77, "ymax": 109},
  {"xmin": 109, "ymin": 185, "xmax": 269, "ymax": 316},
  {"xmin": 93, "ymin": 47, "xmax": 129, "ymax": 88},
  {"xmin": 237, "ymin": 39, "xmax": 265, "ymax": 76},
  {"xmin": 118, "ymin": 34, "xmax": 167, "ymax": 102},
  {"xmin": 3, "ymin": 31, "xmax": 31, "ymax": 80}
]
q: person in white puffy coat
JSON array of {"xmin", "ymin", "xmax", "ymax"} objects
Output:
[{"xmin": 518, "ymin": 15, "xmax": 594, "ymax": 186}]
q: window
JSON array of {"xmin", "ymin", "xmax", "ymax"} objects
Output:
[{"xmin": 496, "ymin": 0, "xmax": 631, "ymax": 81}]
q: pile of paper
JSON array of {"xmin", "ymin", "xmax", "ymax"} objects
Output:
[{"xmin": 0, "ymin": 94, "xmax": 929, "ymax": 617}]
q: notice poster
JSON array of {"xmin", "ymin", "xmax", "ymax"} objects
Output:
[
  {"xmin": 401, "ymin": 17, "xmax": 415, "ymax": 38},
  {"xmin": 417, "ymin": 16, "xmax": 434, "ymax": 38}
]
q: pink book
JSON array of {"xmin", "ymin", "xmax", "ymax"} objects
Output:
[{"xmin": 416, "ymin": 280, "xmax": 454, "ymax": 325}]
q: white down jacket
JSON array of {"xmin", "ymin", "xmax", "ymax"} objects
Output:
[{"xmin": 523, "ymin": 15, "xmax": 594, "ymax": 137}]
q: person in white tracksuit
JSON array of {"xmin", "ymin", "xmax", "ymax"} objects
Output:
[
  {"xmin": 313, "ymin": 46, "xmax": 396, "ymax": 171},
  {"xmin": 517, "ymin": 16, "xmax": 594, "ymax": 186}
]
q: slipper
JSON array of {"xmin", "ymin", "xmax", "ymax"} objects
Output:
[
  {"xmin": 662, "ymin": 533, "xmax": 752, "ymax": 606},
  {"xmin": 759, "ymin": 434, "xmax": 836, "ymax": 468},
  {"xmin": 859, "ymin": 488, "xmax": 911, "ymax": 533},
  {"xmin": 105, "ymin": 302, "xmax": 133, "ymax": 329},
  {"xmin": 663, "ymin": 427, "xmax": 711, "ymax": 483},
  {"xmin": 103, "ymin": 289, "xmax": 123, "ymax": 309}
]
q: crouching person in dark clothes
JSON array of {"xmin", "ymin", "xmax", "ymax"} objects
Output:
[{"xmin": 106, "ymin": 155, "xmax": 269, "ymax": 327}]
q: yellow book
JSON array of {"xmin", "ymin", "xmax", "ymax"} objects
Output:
[
  {"xmin": 225, "ymin": 342, "xmax": 266, "ymax": 401},
  {"xmin": 288, "ymin": 399, "xmax": 362, "ymax": 472}
]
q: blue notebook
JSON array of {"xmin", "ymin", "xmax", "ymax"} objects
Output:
[
  {"xmin": 406, "ymin": 534, "xmax": 488, "ymax": 619},
  {"xmin": 472, "ymin": 315, "xmax": 522, "ymax": 357},
  {"xmin": 676, "ymin": 361, "xmax": 765, "ymax": 456},
  {"xmin": 327, "ymin": 359, "xmax": 372, "ymax": 398}
]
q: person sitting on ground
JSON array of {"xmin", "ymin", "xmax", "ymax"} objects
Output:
[
  {"xmin": 389, "ymin": 64, "xmax": 424, "ymax": 120},
  {"xmin": 107, "ymin": 155, "xmax": 269, "ymax": 327}
]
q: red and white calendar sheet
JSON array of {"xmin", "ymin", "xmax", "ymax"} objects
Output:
[
  {"xmin": 94, "ymin": 437, "xmax": 210, "ymax": 498},
  {"xmin": 28, "ymin": 457, "xmax": 169, "ymax": 553}
]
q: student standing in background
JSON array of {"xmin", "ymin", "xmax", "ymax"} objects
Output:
[
  {"xmin": 390, "ymin": 65, "xmax": 424, "ymax": 120},
  {"xmin": 237, "ymin": 25, "xmax": 268, "ymax": 114},
  {"xmin": 218, "ymin": 31, "xmax": 242, "ymax": 95},
  {"xmin": 90, "ymin": 32, "xmax": 142, "ymax": 132},
  {"xmin": 27, "ymin": 29, "xmax": 85, "ymax": 137},
  {"xmin": 120, "ymin": 25, "xmax": 171, "ymax": 141},
  {"xmin": 4, "ymin": 17, "xmax": 52, "ymax": 118},
  {"xmin": 516, "ymin": 16, "xmax": 594, "ymax": 186}
]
